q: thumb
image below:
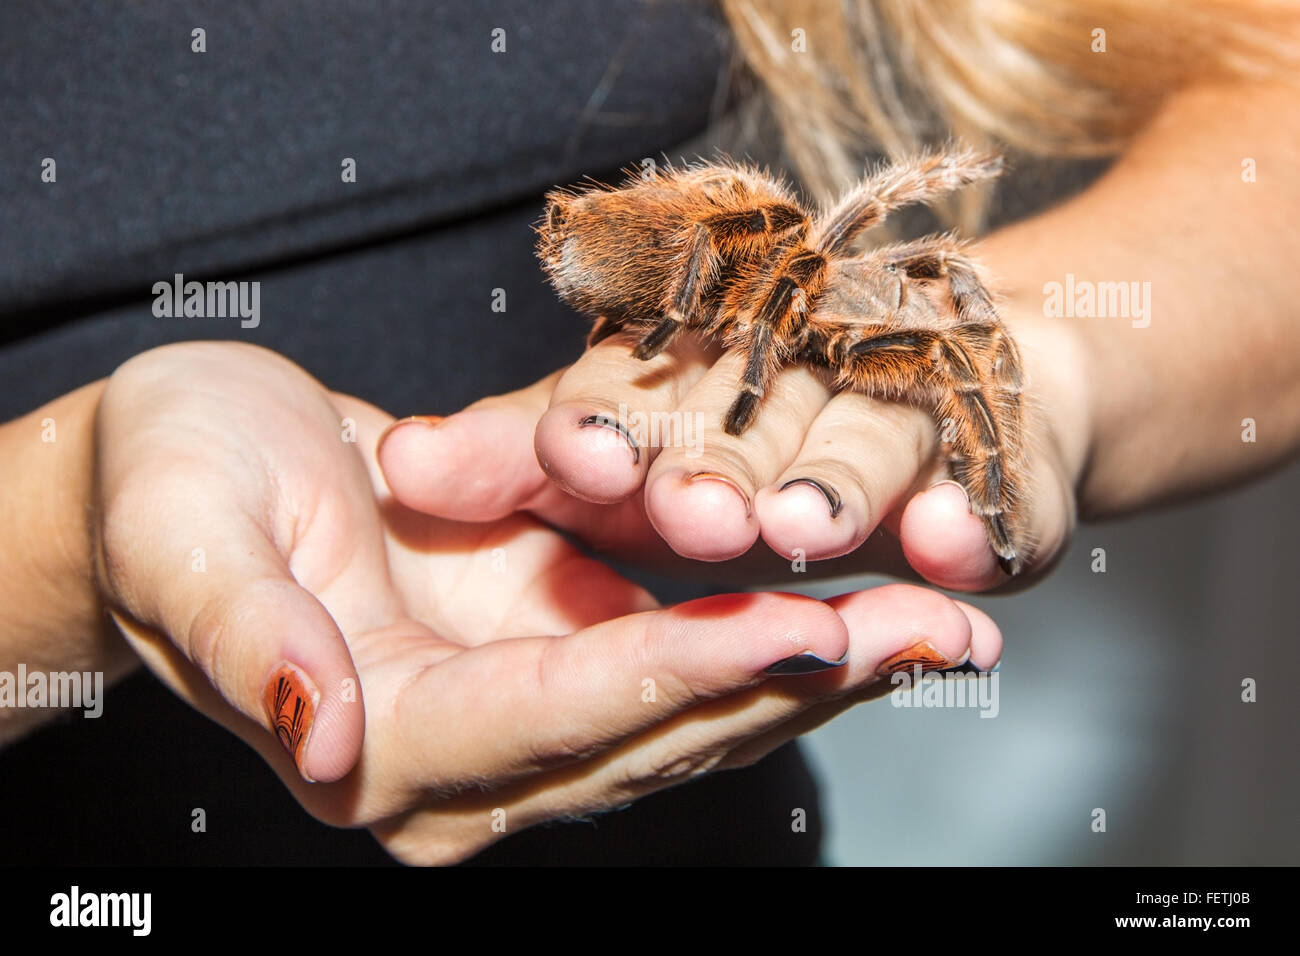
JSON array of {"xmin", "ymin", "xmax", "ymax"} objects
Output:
[{"xmin": 101, "ymin": 511, "xmax": 365, "ymax": 784}]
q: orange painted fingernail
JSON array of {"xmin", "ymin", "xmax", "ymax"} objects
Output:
[
  {"xmin": 263, "ymin": 662, "xmax": 320, "ymax": 781},
  {"xmin": 874, "ymin": 640, "xmax": 970, "ymax": 678},
  {"xmin": 394, "ymin": 414, "xmax": 446, "ymax": 429}
]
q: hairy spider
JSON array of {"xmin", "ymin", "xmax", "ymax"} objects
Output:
[{"xmin": 536, "ymin": 149, "xmax": 1027, "ymax": 574}]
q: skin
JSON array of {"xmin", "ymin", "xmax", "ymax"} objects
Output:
[
  {"xmin": 0, "ymin": 342, "xmax": 998, "ymax": 863},
  {"xmin": 3, "ymin": 77, "xmax": 1297, "ymax": 865},
  {"xmin": 379, "ymin": 78, "xmax": 1300, "ymax": 593}
]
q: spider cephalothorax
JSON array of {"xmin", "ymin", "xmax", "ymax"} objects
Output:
[{"xmin": 536, "ymin": 149, "xmax": 1027, "ymax": 574}]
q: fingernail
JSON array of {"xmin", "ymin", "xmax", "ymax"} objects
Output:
[
  {"xmin": 929, "ymin": 478, "xmax": 969, "ymax": 501},
  {"xmin": 686, "ymin": 471, "xmax": 752, "ymax": 518},
  {"xmin": 874, "ymin": 640, "xmax": 971, "ymax": 678},
  {"xmin": 578, "ymin": 413, "xmax": 640, "ymax": 465},
  {"xmin": 948, "ymin": 656, "xmax": 999, "ymax": 675},
  {"xmin": 931, "ymin": 479, "xmax": 1013, "ymax": 576},
  {"xmin": 765, "ymin": 649, "xmax": 850, "ymax": 675},
  {"xmin": 263, "ymin": 662, "xmax": 320, "ymax": 782},
  {"xmin": 779, "ymin": 477, "xmax": 843, "ymax": 519},
  {"xmin": 377, "ymin": 414, "xmax": 446, "ymax": 449}
]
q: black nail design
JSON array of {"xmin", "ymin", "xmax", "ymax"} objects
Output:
[
  {"xmin": 779, "ymin": 477, "xmax": 843, "ymax": 519},
  {"xmin": 765, "ymin": 650, "xmax": 849, "ymax": 675},
  {"xmin": 578, "ymin": 414, "xmax": 640, "ymax": 465},
  {"xmin": 947, "ymin": 658, "xmax": 1001, "ymax": 675}
]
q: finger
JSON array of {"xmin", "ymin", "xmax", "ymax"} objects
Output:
[
  {"xmin": 952, "ymin": 600, "xmax": 1003, "ymax": 671},
  {"xmin": 899, "ymin": 480, "xmax": 1004, "ymax": 590},
  {"xmin": 375, "ymin": 355, "xmax": 704, "ymax": 562},
  {"xmin": 372, "ymin": 583, "xmax": 983, "ymax": 863},
  {"xmin": 346, "ymin": 393, "xmax": 667, "ymax": 641},
  {"xmin": 377, "ymin": 327, "xmax": 711, "ymax": 520},
  {"xmin": 644, "ymin": 352, "xmax": 833, "ymax": 561},
  {"xmin": 383, "ymin": 592, "xmax": 852, "ymax": 799},
  {"xmin": 717, "ymin": 591, "xmax": 1003, "ymax": 770},
  {"xmin": 900, "ymin": 419, "xmax": 1074, "ymax": 591},
  {"xmin": 376, "ymin": 366, "xmax": 677, "ymax": 556},
  {"xmin": 754, "ymin": 390, "xmax": 937, "ymax": 561},
  {"xmin": 376, "ymin": 370, "xmax": 563, "ymax": 522},
  {"xmin": 534, "ymin": 330, "xmax": 716, "ymax": 504},
  {"xmin": 101, "ymin": 503, "xmax": 364, "ymax": 784},
  {"xmin": 689, "ymin": 583, "xmax": 987, "ymax": 770}
]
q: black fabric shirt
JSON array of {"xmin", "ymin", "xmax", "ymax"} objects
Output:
[{"xmin": 0, "ymin": 0, "xmax": 826, "ymax": 865}]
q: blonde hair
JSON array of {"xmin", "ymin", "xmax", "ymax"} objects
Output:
[{"xmin": 719, "ymin": 0, "xmax": 1300, "ymax": 225}]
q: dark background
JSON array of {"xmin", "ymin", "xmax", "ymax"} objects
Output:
[{"xmin": 2, "ymin": 1, "xmax": 1295, "ymax": 866}]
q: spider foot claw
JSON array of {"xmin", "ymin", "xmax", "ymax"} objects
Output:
[{"xmin": 723, "ymin": 391, "xmax": 761, "ymax": 435}]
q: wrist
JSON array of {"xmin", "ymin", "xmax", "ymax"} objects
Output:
[{"xmin": 0, "ymin": 381, "xmax": 137, "ymax": 741}]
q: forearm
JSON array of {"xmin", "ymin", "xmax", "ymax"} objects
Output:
[
  {"xmin": 980, "ymin": 79, "xmax": 1300, "ymax": 518},
  {"xmin": 0, "ymin": 381, "xmax": 136, "ymax": 745}
]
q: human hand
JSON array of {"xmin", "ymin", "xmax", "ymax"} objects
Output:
[
  {"xmin": 93, "ymin": 341, "xmax": 1000, "ymax": 863},
  {"xmin": 377, "ymin": 296, "xmax": 1090, "ymax": 592}
]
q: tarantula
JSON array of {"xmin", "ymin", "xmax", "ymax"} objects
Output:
[{"xmin": 536, "ymin": 149, "xmax": 1027, "ymax": 574}]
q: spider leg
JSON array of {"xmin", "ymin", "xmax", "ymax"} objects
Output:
[
  {"xmin": 586, "ymin": 315, "xmax": 627, "ymax": 347},
  {"xmin": 632, "ymin": 221, "xmax": 717, "ymax": 359},
  {"xmin": 811, "ymin": 148, "xmax": 1002, "ymax": 258},
  {"xmin": 725, "ymin": 320, "xmax": 776, "ymax": 434},
  {"xmin": 632, "ymin": 204, "xmax": 802, "ymax": 360},
  {"xmin": 882, "ymin": 237, "xmax": 997, "ymax": 322},
  {"xmin": 931, "ymin": 324, "xmax": 1024, "ymax": 575},
  {"xmin": 805, "ymin": 303, "xmax": 1026, "ymax": 574},
  {"xmin": 722, "ymin": 247, "xmax": 827, "ymax": 434},
  {"xmin": 882, "ymin": 243, "xmax": 1026, "ymax": 571}
]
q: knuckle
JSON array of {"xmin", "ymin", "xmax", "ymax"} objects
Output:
[
  {"xmin": 384, "ymin": 840, "xmax": 472, "ymax": 867},
  {"xmin": 95, "ymin": 503, "xmax": 138, "ymax": 601},
  {"xmin": 634, "ymin": 616, "xmax": 714, "ymax": 705},
  {"xmin": 96, "ymin": 471, "xmax": 206, "ymax": 608},
  {"xmin": 528, "ymin": 726, "xmax": 608, "ymax": 770},
  {"xmin": 186, "ymin": 591, "xmax": 238, "ymax": 685},
  {"xmin": 794, "ymin": 456, "xmax": 868, "ymax": 500},
  {"xmin": 722, "ymin": 745, "xmax": 767, "ymax": 771},
  {"xmin": 624, "ymin": 739, "xmax": 727, "ymax": 788},
  {"xmin": 372, "ymin": 815, "xmax": 487, "ymax": 867},
  {"xmin": 704, "ymin": 445, "xmax": 769, "ymax": 491},
  {"xmin": 187, "ymin": 577, "xmax": 294, "ymax": 689},
  {"xmin": 293, "ymin": 797, "xmax": 367, "ymax": 831},
  {"xmin": 111, "ymin": 341, "xmax": 268, "ymax": 382},
  {"xmin": 528, "ymin": 641, "xmax": 625, "ymax": 768}
]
